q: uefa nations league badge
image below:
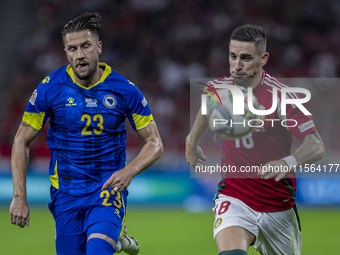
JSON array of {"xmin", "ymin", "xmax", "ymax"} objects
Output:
[{"xmin": 103, "ymin": 94, "xmax": 117, "ymax": 109}]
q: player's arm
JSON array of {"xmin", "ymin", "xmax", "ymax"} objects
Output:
[
  {"xmin": 292, "ymin": 132, "xmax": 325, "ymax": 166},
  {"xmin": 102, "ymin": 121, "xmax": 163, "ymax": 191},
  {"xmin": 185, "ymin": 107, "xmax": 208, "ymax": 168},
  {"xmin": 10, "ymin": 121, "xmax": 40, "ymax": 228},
  {"xmin": 259, "ymin": 131, "xmax": 325, "ymax": 181}
]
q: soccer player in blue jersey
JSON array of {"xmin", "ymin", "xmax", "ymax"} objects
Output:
[{"xmin": 10, "ymin": 12, "xmax": 163, "ymax": 255}]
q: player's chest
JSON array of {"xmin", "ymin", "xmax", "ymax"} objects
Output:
[
  {"xmin": 50, "ymin": 88, "xmax": 126, "ymax": 131},
  {"xmin": 252, "ymin": 91, "xmax": 281, "ymax": 134}
]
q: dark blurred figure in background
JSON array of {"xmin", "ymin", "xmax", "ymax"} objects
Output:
[{"xmin": 0, "ymin": 0, "xmax": 339, "ymax": 172}]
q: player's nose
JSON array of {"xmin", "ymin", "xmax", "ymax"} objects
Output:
[
  {"xmin": 76, "ymin": 48, "xmax": 85, "ymax": 59},
  {"xmin": 234, "ymin": 58, "xmax": 243, "ymax": 71}
]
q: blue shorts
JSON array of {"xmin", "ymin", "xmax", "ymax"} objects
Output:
[{"xmin": 48, "ymin": 186, "xmax": 127, "ymax": 254}]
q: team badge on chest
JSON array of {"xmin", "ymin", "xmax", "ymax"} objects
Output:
[{"xmin": 103, "ymin": 94, "xmax": 117, "ymax": 109}]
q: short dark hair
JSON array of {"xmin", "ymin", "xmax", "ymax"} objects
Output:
[
  {"xmin": 230, "ymin": 24, "xmax": 267, "ymax": 54},
  {"xmin": 62, "ymin": 12, "xmax": 101, "ymax": 44}
]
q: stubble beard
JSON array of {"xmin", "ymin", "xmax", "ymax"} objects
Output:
[
  {"xmin": 233, "ymin": 70, "xmax": 258, "ymax": 88},
  {"xmin": 73, "ymin": 59, "xmax": 98, "ymax": 82}
]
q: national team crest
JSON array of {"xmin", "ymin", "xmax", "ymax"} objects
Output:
[
  {"xmin": 103, "ymin": 94, "xmax": 117, "ymax": 109},
  {"xmin": 214, "ymin": 217, "xmax": 223, "ymax": 229}
]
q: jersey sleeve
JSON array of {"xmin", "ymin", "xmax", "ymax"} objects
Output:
[
  {"xmin": 22, "ymin": 78, "xmax": 51, "ymax": 131},
  {"xmin": 278, "ymin": 92, "xmax": 317, "ymax": 140},
  {"xmin": 125, "ymin": 84, "xmax": 153, "ymax": 130}
]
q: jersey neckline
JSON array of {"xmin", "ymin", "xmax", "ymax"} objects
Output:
[
  {"xmin": 66, "ymin": 62, "xmax": 112, "ymax": 90},
  {"xmin": 252, "ymin": 69, "xmax": 267, "ymax": 93}
]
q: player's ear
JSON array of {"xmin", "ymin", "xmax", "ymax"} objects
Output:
[
  {"xmin": 97, "ymin": 41, "xmax": 102, "ymax": 55},
  {"xmin": 261, "ymin": 52, "xmax": 269, "ymax": 67}
]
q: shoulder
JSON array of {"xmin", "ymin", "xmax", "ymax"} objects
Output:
[
  {"xmin": 262, "ymin": 71, "xmax": 292, "ymax": 91},
  {"xmin": 37, "ymin": 65, "xmax": 69, "ymax": 92},
  {"xmin": 105, "ymin": 67, "xmax": 142, "ymax": 94},
  {"xmin": 261, "ymin": 71, "xmax": 299, "ymax": 99},
  {"xmin": 206, "ymin": 76, "xmax": 233, "ymax": 87},
  {"xmin": 204, "ymin": 76, "xmax": 233, "ymax": 93}
]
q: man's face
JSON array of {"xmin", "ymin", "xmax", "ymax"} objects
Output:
[
  {"xmin": 64, "ymin": 30, "xmax": 102, "ymax": 81},
  {"xmin": 229, "ymin": 40, "xmax": 267, "ymax": 87}
]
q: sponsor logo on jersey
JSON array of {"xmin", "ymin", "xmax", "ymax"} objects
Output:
[
  {"xmin": 141, "ymin": 97, "xmax": 147, "ymax": 107},
  {"xmin": 85, "ymin": 98, "xmax": 98, "ymax": 107},
  {"xmin": 29, "ymin": 89, "xmax": 38, "ymax": 106},
  {"xmin": 66, "ymin": 97, "xmax": 77, "ymax": 106},
  {"xmin": 214, "ymin": 217, "xmax": 223, "ymax": 228},
  {"xmin": 42, "ymin": 76, "xmax": 50, "ymax": 84},
  {"xmin": 103, "ymin": 94, "xmax": 117, "ymax": 109},
  {"xmin": 298, "ymin": 120, "xmax": 315, "ymax": 133},
  {"xmin": 115, "ymin": 208, "xmax": 121, "ymax": 218}
]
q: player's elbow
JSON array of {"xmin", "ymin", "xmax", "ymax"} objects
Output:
[
  {"xmin": 316, "ymin": 139, "xmax": 325, "ymax": 161},
  {"xmin": 313, "ymin": 134, "xmax": 325, "ymax": 162},
  {"xmin": 160, "ymin": 141, "xmax": 164, "ymax": 156},
  {"xmin": 309, "ymin": 132, "xmax": 325, "ymax": 162},
  {"xmin": 155, "ymin": 137, "xmax": 164, "ymax": 159},
  {"xmin": 13, "ymin": 133, "xmax": 30, "ymax": 150},
  {"xmin": 146, "ymin": 134, "xmax": 164, "ymax": 161}
]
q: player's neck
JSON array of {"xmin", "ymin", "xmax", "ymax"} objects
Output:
[
  {"xmin": 75, "ymin": 66, "xmax": 104, "ymax": 88},
  {"xmin": 247, "ymin": 68, "xmax": 263, "ymax": 89}
]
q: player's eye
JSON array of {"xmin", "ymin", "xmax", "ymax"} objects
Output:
[{"xmin": 230, "ymin": 55, "xmax": 237, "ymax": 60}]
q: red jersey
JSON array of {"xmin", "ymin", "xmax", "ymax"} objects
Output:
[{"xmin": 207, "ymin": 71, "xmax": 317, "ymax": 212}]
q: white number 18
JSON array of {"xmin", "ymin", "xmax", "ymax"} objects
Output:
[{"xmin": 235, "ymin": 132, "xmax": 254, "ymax": 149}]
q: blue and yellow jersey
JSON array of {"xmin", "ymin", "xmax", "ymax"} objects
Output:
[{"xmin": 23, "ymin": 63, "xmax": 153, "ymax": 196}]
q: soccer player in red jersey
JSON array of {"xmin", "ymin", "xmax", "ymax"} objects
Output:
[{"xmin": 186, "ymin": 24, "xmax": 324, "ymax": 255}]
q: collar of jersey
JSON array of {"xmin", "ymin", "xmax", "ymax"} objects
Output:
[{"xmin": 66, "ymin": 62, "xmax": 112, "ymax": 90}]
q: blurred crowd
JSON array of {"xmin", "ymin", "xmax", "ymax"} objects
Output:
[{"xmin": 1, "ymin": 0, "xmax": 339, "ymax": 168}]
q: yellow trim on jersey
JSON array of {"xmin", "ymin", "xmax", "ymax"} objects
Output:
[
  {"xmin": 50, "ymin": 161, "xmax": 59, "ymax": 189},
  {"xmin": 119, "ymin": 196, "xmax": 127, "ymax": 239},
  {"xmin": 66, "ymin": 62, "xmax": 112, "ymax": 90},
  {"xmin": 22, "ymin": 112, "xmax": 45, "ymax": 130},
  {"xmin": 132, "ymin": 114, "xmax": 154, "ymax": 130}
]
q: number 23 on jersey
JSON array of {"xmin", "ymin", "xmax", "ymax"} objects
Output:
[
  {"xmin": 81, "ymin": 114, "xmax": 104, "ymax": 135},
  {"xmin": 100, "ymin": 189, "xmax": 122, "ymax": 208}
]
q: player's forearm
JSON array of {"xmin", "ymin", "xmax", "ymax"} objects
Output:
[
  {"xmin": 292, "ymin": 132, "xmax": 325, "ymax": 166},
  {"xmin": 127, "ymin": 136, "xmax": 163, "ymax": 176},
  {"xmin": 11, "ymin": 138, "xmax": 30, "ymax": 199},
  {"xmin": 189, "ymin": 108, "xmax": 209, "ymax": 145}
]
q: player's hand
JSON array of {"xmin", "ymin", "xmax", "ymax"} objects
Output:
[
  {"xmin": 102, "ymin": 167, "xmax": 135, "ymax": 192},
  {"xmin": 185, "ymin": 134, "xmax": 207, "ymax": 170},
  {"xmin": 257, "ymin": 159, "xmax": 290, "ymax": 181},
  {"xmin": 10, "ymin": 197, "xmax": 30, "ymax": 228}
]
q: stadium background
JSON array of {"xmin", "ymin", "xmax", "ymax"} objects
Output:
[{"xmin": 0, "ymin": 0, "xmax": 339, "ymax": 254}]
